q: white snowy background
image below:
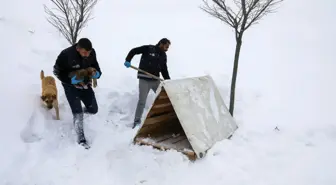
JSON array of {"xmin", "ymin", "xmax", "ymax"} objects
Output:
[{"xmin": 1, "ymin": 0, "xmax": 336, "ymax": 184}]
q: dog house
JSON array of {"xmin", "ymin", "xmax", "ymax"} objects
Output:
[{"xmin": 133, "ymin": 75, "xmax": 238, "ymax": 160}]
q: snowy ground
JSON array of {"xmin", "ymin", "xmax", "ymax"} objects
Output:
[{"xmin": 1, "ymin": 0, "xmax": 336, "ymax": 184}]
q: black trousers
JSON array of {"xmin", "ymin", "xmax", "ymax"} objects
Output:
[{"xmin": 62, "ymin": 83, "xmax": 98, "ymax": 115}]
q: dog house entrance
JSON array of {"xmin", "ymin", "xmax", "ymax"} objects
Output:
[{"xmin": 133, "ymin": 87, "xmax": 196, "ymax": 160}]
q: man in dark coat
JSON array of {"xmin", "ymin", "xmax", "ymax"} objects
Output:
[
  {"xmin": 53, "ymin": 38, "xmax": 102, "ymax": 148},
  {"xmin": 124, "ymin": 38, "xmax": 171, "ymax": 128}
]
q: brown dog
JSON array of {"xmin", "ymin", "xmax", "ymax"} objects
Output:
[
  {"xmin": 40, "ymin": 70, "xmax": 60, "ymax": 120},
  {"xmin": 69, "ymin": 69, "xmax": 89, "ymax": 87},
  {"xmin": 69, "ymin": 67, "xmax": 98, "ymax": 88}
]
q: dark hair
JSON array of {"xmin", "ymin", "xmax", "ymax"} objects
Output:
[
  {"xmin": 77, "ymin": 38, "xmax": 92, "ymax": 51},
  {"xmin": 157, "ymin": 38, "xmax": 171, "ymax": 45}
]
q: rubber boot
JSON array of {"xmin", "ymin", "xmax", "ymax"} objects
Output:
[
  {"xmin": 73, "ymin": 113, "xmax": 87, "ymax": 145},
  {"xmin": 132, "ymin": 119, "xmax": 141, "ymax": 129}
]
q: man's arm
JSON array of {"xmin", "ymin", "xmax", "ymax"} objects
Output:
[
  {"xmin": 125, "ymin": 45, "xmax": 148, "ymax": 62},
  {"xmin": 90, "ymin": 49, "xmax": 102, "ymax": 79},
  {"xmin": 53, "ymin": 50, "xmax": 71, "ymax": 83},
  {"xmin": 161, "ymin": 55, "xmax": 170, "ymax": 80}
]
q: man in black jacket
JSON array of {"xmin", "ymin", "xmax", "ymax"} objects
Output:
[
  {"xmin": 53, "ymin": 38, "xmax": 102, "ymax": 148},
  {"xmin": 124, "ymin": 38, "xmax": 171, "ymax": 128}
]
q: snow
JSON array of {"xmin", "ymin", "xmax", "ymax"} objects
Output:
[
  {"xmin": 1, "ymin": 0, "xmax": 336, "ymax": 184},
  {"xmin": 209, "ymin": 79, "xmax": 219, "ymax": 123}
]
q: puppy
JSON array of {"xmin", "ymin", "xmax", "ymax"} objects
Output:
[
  {"xmin": 69, "ymin": 68, "xmax": 98, "ymax": 89},
  {"xmin": 69, "ymin": 69, "xmax": 89, "ymax": 87},
  {"xmin": 40, "ymin": 70, "xmax": 60, "ymax": 120}
]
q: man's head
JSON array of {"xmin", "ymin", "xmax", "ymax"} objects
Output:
[
  {"xmin": 76, "ymin": 38, "xmax": 92, "ymax": 57},
  {"xmin": 157, "ymin": 38, "xmax": 170, "ymax": 52}
]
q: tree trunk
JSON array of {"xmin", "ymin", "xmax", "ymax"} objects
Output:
[
  {"xmin": 229, "ymin": 37, "xmax": 243, "ymax": 116},
  {"xmin": 71, "ymin": 35, "xmax": 77, "ymax": 45}
]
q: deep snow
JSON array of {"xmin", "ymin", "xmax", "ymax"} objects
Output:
[{"xmin": 1, "ymin": 0, "xmax": 336, "ymax": 184}]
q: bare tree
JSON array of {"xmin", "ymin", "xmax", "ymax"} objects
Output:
[
  {"xmin": 201, "ymin": 0, "xmax": 284, "ymax": 116},
  {"xmin": 44, "ymin": 0, "xmax": 99, "ymax": 45}
]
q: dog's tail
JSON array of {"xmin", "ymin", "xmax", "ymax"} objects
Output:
[{"xmin": 40, "ymin": 70, "xmax": 45, "ymax": 80}]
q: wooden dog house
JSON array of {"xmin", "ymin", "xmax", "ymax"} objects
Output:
[{"xmin": 133, "ymin": 75, "xmax": 238, "ymax": 160}]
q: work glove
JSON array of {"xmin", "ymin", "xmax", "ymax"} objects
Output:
[
  {"xmin": 92, "ymin": 71, "xmax": 100, "ymax": 79},
  {"xmin": 124, "ymin": 61, "xmax": 131, "ymax": 68},
  {"xmin": 71, "ymin": 75, "xmax": 84, "ymax": 85}
]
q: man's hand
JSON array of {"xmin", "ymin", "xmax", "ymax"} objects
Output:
[
  {"xmin": 92, "ymin": 71, "xmax": 100, "ymax": 79},
  {"xmin": 71, "ymin": 75, "xmax": 84, "ymax": 84},
  {"xmin": 124, "ymin": 61, "xmax": 131, "ymax": 68}
]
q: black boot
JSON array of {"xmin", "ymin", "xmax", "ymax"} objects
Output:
[
  {"xmin": 73, "ymin": 113, "xmax": 90, "ymax": 149},
  {"xmin": 132, "ymin": 119, "xmax": 141, "ymax": 129}
]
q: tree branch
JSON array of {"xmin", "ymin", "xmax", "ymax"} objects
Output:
[
  {"xmin": 200, "ymin": 0, "xmax": 284, "ymax": 34},
  {"xmin": 244, "ymin": 0, "xmax": 283, "ymax": 30},
  {"xmin": 201, "ymin": 0, "xmax": 237, "ymax": 28},
  {"xmin": 44, "ymin": 0, "xmax": 99, "ymax": 45},
  {"xmin": 200, "ymin": 0, "xmax": 284, "ymax": 116}
]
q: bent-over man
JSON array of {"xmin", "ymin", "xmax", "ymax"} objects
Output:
[{"xmin": 124, "ymin": 38, "xmax": 171, "ymax": 128}]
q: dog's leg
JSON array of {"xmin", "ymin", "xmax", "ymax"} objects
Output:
[{"xmin": 53, "ymin": 100, "xmax": 60, "ymax": 120}]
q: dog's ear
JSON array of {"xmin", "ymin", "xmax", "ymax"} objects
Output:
[
  {"xmin": 41, "ymin": 95, "xmax": 46, "ymax": 101},
  {"xmin": 52, "ymin": 94, "xmax": 57, "ymax": 100}
]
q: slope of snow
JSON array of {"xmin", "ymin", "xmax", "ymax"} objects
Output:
[{"xmin": 1, "ymin": 0, "xmax": 336, "ymax": 184}]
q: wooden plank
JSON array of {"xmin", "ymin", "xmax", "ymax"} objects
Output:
[
  {"xmin": 147, "ymin": 105, "xmax": 174, "ymax": 117},
  {"xmin": 135, "ymin": 137, "xmax": 196, "ymax": 161},
  {"xmin": 156, "ymin": 135, "xmax": 175, "ymax": 143},
  {"xmin": 152, "ymin": 102, "xmax": 171, "ymax": 109},
  {"xmin": 156, "ymin": 136, "xmax": 191, "ymax": 151},
  {"xmin": 153, "ymin": 97, "xmax": 171, "ymax": 105},
  {"xmin": 147, "ymin": 94, "xmax": 173, "ymax": 117},
  {"xmin": 158, "ymin": 95, "xmax": 168, "ymax": 99},
  {"xmin": 146, "ymin": 134, "xmax": 185, "ymax": 144},
  {"xmin": 144, "ymin": 134, "xmax": 172, "ymax": 142},
  {"xmin": 136, "ymin": 117, "xmax": 179, "ymax": 137},
  {"xmin": 157, "ymin": 89, "xmax": 168, "ymax": 100},
  {"xmin": 135, "ymin": 134, "xmax": 192, "ymax": 154},
  {"xmin": 172, "ymin": 135, "xmax": 187, "ymax": 144},
  {"xmin": 173, "ymin": 138, "xmax": 193, "ymax": 151},
  {"xmin": 162, "ymin": 135, "xmax": 185, "ymax": 144},
  {"xmin": 144, "ymin": 112, "xmax": 176, "ymax": 125}
]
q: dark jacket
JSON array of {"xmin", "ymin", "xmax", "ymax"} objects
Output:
[
  {"xmin": 125, "ymin": 44, "xmax": 170, "ymax": 80},
  {"xmin": 53, "ymin": 44, "xmax": 102, "ymax": 85}
]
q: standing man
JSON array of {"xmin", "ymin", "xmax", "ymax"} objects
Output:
[
  {"xmin": 53, "ymin": 38, "xmax": 102, "ymax": 148},
  {"xmin": 124, "ymin": 38, "xmax": 171, "ymax": 128}
]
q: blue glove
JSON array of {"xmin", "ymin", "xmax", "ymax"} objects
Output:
[
  {"xmin": 124, "ymin": 61, "xmax": 131, "ymax": 68},
  {"xmin": 71, "ymin": 75, "xmax": 84, "ymax": 84},
  {"xmin": 92, "ymin": 71, "xmax": 100, "ymax": 79}
]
